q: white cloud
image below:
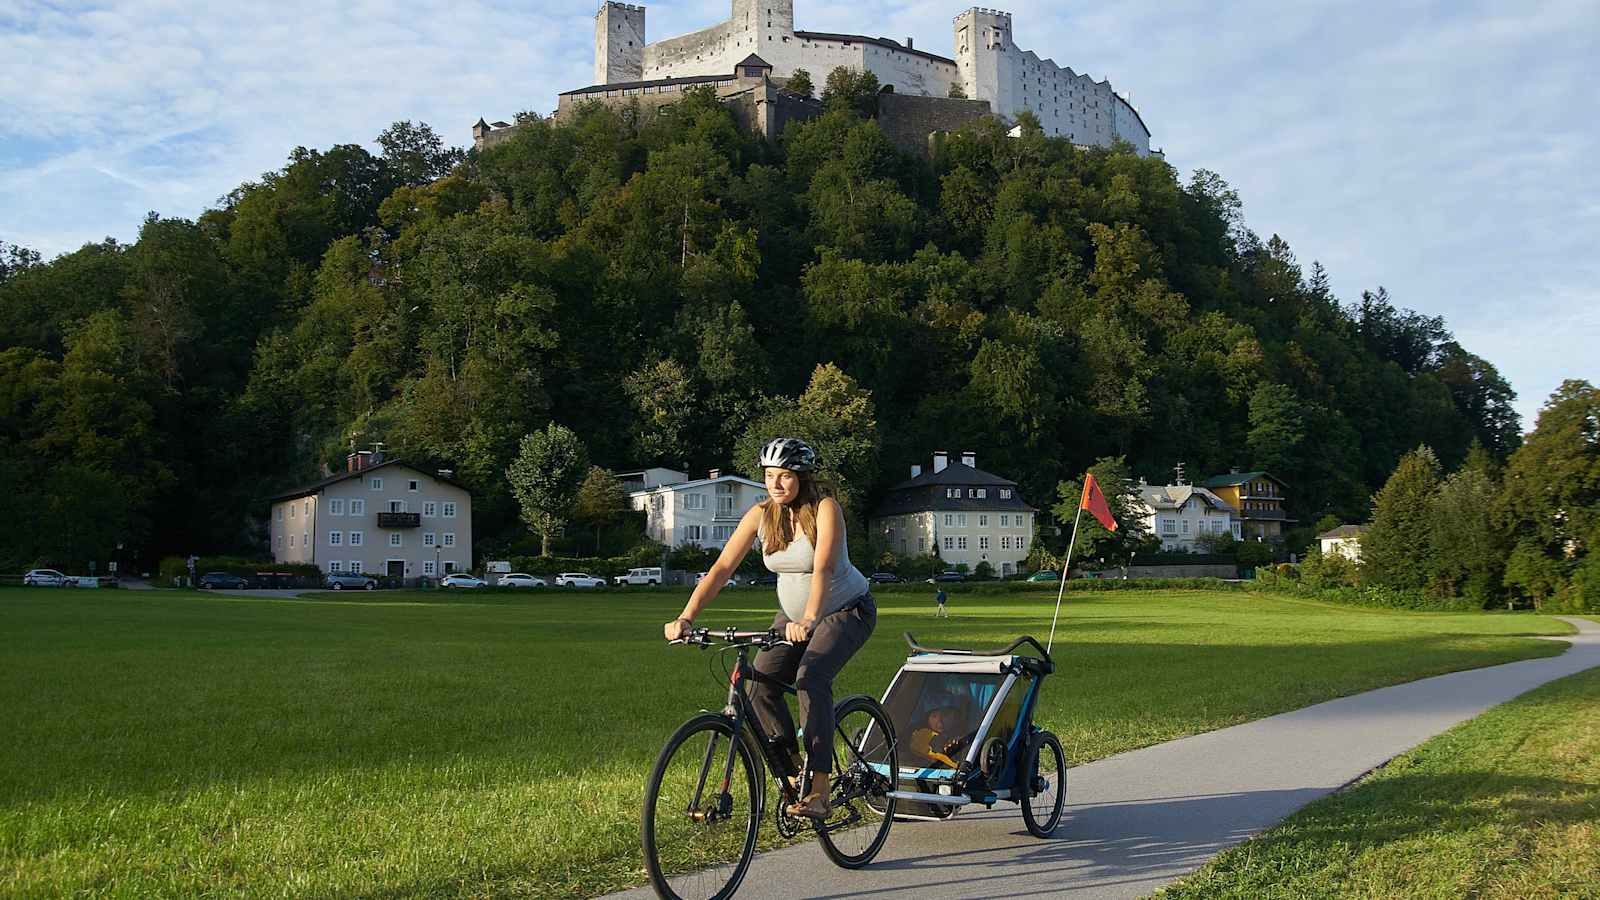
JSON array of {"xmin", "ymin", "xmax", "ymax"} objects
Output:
[{"xmin": 2, "ymin": 0, "xmax": 1595, "ymax": 428}]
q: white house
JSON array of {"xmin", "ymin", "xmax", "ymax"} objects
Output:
[
  {"xmin": 1319, "ymin": 524, "xmax": 1368, "ymax": 562},
  {"xmin": 870, "ymin": 451, "xmax": 1037, "ymax": 577},
  {"xmin": 268, "ymin": 450, "xmax": 473, "ymax": 579},
  {"xmin": 1135, "ymin": 481, "xmax": 1240, "ymax": 551},
  {"xmin": 631, "ymin": 469, "xmax": 769, "ymax": 550}
]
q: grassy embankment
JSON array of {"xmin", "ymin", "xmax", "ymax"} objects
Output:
[
  {"xmin": 0, "ymin": 586, "xmax": 1577, "ymax": 897},
  {"xmin": 1159, "ymin": 663, "xmax": 1600, "ymax": 899}
]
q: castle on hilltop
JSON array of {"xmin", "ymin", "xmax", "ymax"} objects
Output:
[{"xmin": 473, "ymin": 1, "xmax": 1157, "ymax": 157}]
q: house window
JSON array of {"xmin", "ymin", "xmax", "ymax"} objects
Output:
[
  {"xmin": 302, "ymin": 532, "xmax": 308, "ymax": 547},
  {"xmin": 977, "ymin": 488, "xmax": 987, "ymax": 499},
  {"xmin": 443, "ymin": 533, "xmax": 456, "ymax": 547},
  {"xmin": 685, "ymin": 493, "xmax": 706, "ymax": 510},
  {"xmin": 351, "ymin": 499, "xmax": 365, "ymax": 516},
  {"xmin": 390, "ymin": 532, "xmax": 403, "ymax": 547},
  {"xmin": 370, "ymin": 478, "xmax": 383, "ymax": 491},
  {"xmin": 350, "ymin": 560, "xmax": 362, "ymax": 573},
  {"xmin": 945, "ymin": 514, "xmax": 954, "ymax": 526},
  {"xmin": 329, "ymin": 499, "xmax": 344, "ymax": 516},
  {"xmin": 919, "ymin": 537, "xmax": 926, "ymax": 551},
  {"xmin": 1018, "ymin": 535, "xmax": 1028, "ymax": 549},
  {"xmin": 683, "ymin": 525, "xmax": 705, "ymax": 542},
  {"xmin": 289, "ymin": 504, "xmax": 295, "ymax": 519},
  {"xmin": 979, "ymin": 514, "xmax": 988, "ymax": 527},
  {"xmin": 1000, "ymin": 489, "xmax": 1012, "ymax": 499},
  {"xmin": 329, "ymin": 561, "xmax": 343, "ymax": 573},
  {"xmin": 276, "ymin": 507, "xmax": 284, "ymax": 521},
  {"xmin": 288, "ymin": 534, "xmax": 295, "ymax": 547},
  {"xmin": 943, "ymin": 536, "xmax": 954, "ymax": 550},
  {"xmin": 276, "ymin": 535, "xmax": 283, "ymax": 548},
  {"xmin": 444, "ymin": 561, "xmax": 457, "ymax": 574},
  {"xmin": 424, "ymin": 501, "xmax": 437, "ymax": 517},
  {"xmin": 424, "ymin": 533, "xmax": 435, "ymax": 547},
  {"xmin": 957, "ymin": 514, "xmax": 967, "ymax": 527},
  {"xmin": 304, "ymin": 500, "xmax": 310, "ymax": 516},
  {"xmin": 329, "ymin": 531, "xmax": 342, "ymax": 546},
  {"xmin": 442, "ymin": 502, "xmax": 456, "ymax": 518},
  {"xmin": 713, "ymin": 525, "xmax": 735, "ymax": 541},
  {"xmin": 423, "ymin": 561, "xmax": 436, "ymax": 576},
  {"xmin": 349, "ymin": 531, "xmax": 363, "ymax": 546},
  {"xmin": 408, "ymin": 480, "xmax": 419, "ymax": 492},
  {"xmin": 957, "ymin": 536, "xmax": 968, "ymax": 550},
  {"xmin": 1162, "ymin": 518, "xmax": 1177, "ymax": 534},
  {"xmin": 1001, "ymin": 514, "xmax": 1009, "ymax": 527},
  {"xmin": 979, "ymin": 536, "xmax": 990, "ymax": 550},
  {"xmin": 1182, "ymin": 520, "xmax": 1190, "ymax": 534},
  {"xmin": 388, "ymin": 500, "xmax": 406, "ymax": 513},
  {"xmin": 946, "ymin": 488, "xmax": 960, "ymax": 498},
  {"xmin": 1001, "ymin": 535, "xmax": 1012, "ymax": 550}
]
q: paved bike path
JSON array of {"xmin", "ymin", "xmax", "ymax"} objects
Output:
[{"xmin": 610, "ymin": 617, "xmax": 1600, "ymax": 900}]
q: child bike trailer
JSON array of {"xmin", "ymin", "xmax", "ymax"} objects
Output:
[{"xmin": 876, "ymin": 632, "xmax": 1066, "ymax": 836}]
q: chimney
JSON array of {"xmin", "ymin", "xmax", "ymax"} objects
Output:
[
  {"xmin": 932, "ymin": 451, "xmax": 949, "ymax": 473},
  {"xmin": 905, "ymin": 36, "xmax": 914, "ymax": 48},
  {"xmin": 349, "ymin": 450, "xmax": 374, "ymax": 472},
  {"xmin": 911, "ymin": 464, "xmax": 923, "ymax": 478},
  {"xmin": 437, "ymin": 468, "xmax": 453, "ymax": 480},
  {"xmin": 961, "ymin": 450, "xmax": 976, "ymax": 468},
  {"xmin": 708, "ymin": 468, "xmax": 721, "ymax": 480}
]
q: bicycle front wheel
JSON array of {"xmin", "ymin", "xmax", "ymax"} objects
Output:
[
  {"xmin": 816, "ymin": 694, "xmax": 897, "ymax": 868},
  {"xmin": 642, "ymin": 713, "xmax": 763, "ymax": 900}
]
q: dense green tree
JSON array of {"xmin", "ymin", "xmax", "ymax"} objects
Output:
[
  {"xmin": 735, "ymin": 363, "xmax": 879, "ymax": 514},
  {"xmin": 574, "ymin": 466, "xmax": 630, "ymax": 555},
  {"xmin": 1053, "ymin": 456, "xmax": 1149, "ymax": 566},
  {"xmin": 1360, "ymin": 446, "xmax": 1442, "ymax": 590},
  {"xmin": 506, "ymin": 424, "xmax": 590, "ymax": 556},
  {"xmin": 785, "ymin": 68, "xmax": 814, "ymax": 99},
  {"xmin": 1428, "ymin": 449, "xmax": 1508, "ymax": 607},
  {"xmin": 1498, "ymin": 380, "xmax": 1600, "ymax": 609}
]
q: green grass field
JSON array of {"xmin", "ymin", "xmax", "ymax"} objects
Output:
[
  {"xmin": 0, "ymin": 586, "xmax": 1577, "ymax": 897},
  {"xmin": 1159, "ymin": 664, "xmax": 1600, "ymax": 899}
]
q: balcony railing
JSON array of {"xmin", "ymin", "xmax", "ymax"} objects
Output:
[
  {"xmin": 377, "ymin": 511, "xmax": 421, "ymax": 529},
  {"xmin": 1239, "ymin": 508, "xmax": 1287, "ymax": 521}
]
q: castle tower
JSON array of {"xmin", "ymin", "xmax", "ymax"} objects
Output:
[
  {"xmin": 953, "ymin": 8, "xmax": 1017, "ymax": 117},
  {"xmin": 595, "ymin": 2, "xmax": 645, "ymax": 85},
  {"xmin": 729, "ymin": 0, "xmax": 795, "ymax": 65}
]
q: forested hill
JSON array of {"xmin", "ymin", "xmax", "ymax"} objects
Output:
[{"xmin": 0, "ymin": 87, "xmax": 1521, "ymax": 569}]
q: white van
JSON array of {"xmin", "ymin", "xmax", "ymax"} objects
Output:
[{"xmin": 614, "ymin": 567, "xmax": 663, "ymax": 586}]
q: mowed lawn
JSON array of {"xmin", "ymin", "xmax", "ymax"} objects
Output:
[
  {"xmin": 0, "ymin": 586, "xmax": 1577, "ymax": 898},
  {"xmin": 1160, "ymin": 663, "xmax": 1600, "ymax": 899}
]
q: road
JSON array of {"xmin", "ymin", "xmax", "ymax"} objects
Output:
[{"xmin": 610, "ymin": 616, "xmax": 1600, "ymax": 899}]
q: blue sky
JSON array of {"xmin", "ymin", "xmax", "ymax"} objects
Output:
[{"xmin": 2, "ymin": 0, "xmax": 1595, "ymax": 429}]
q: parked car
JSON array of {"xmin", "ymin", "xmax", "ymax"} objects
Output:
[
  {"xmin": 749, "ymin": 573, "xmax": 779, "ymax": 587},
  {"xmin": 326, "ymin": 572, "xmax": 378, "ymax": 591},
  {"xmin": 692, "ymin": 571, "xmax": 742, "ymax": 586},
  {"xmin": 555, "ymin": 572, "xmax": 606, "ymax": 588},
  {"xmin": 23, "ymin": 569, "xmax": 73, "ymax": 587},
  {"xmin": 869, "ymin": 572, "xmax": 902, "ymax": 584},
  {"xmin": 613, "ymin": 567, "xmax": 664, "ymax": 586},
  {"xmin": 198, "ymin": 572, "xmax": 250, "ymax": 589},
  {"xmin": 441, "ymin": 573, "xmax": 487, "ymax": 589},
  {"xmin": 1026, "ymin": 570, "xmax": 1059, "ymax": 583},
  {"xmin": 926, "ymin": 571, "xmax": 966, "ymax": 583},
  {"xmin": 497, "ymin": 573, "xmax": 547, "ymax": 588}
]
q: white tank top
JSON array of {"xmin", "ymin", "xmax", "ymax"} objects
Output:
[{"xmin": 759, "ymin": 515, "xmax": 870, "ymax": 623}]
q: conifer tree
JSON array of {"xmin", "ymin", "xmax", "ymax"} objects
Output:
[{"xmin": 1361, "ymin": 445, "xmax": 1442, "ymax": 589}]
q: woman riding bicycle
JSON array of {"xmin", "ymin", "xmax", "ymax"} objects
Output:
[{"xmin": 663, "ymin": 437, "xmax": 876, "ymax": 820}]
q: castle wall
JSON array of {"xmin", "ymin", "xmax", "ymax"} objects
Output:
[{"xmin": 876, "ymin": 92, "xmax": 991, "ymax": 156}]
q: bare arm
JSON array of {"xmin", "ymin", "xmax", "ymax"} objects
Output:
[{"xmin": 665, "ymin": 503, "xmax": 764, "ymax": 639}]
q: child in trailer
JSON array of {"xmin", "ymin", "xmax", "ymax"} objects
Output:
[{"xmin": 908, "ymin": 703, "xmax": 968, "ymax": 770}]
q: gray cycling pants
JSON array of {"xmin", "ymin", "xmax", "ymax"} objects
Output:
[{"xmin": 747, "ymin": 593, "xmax": 877, "ymax": 774}]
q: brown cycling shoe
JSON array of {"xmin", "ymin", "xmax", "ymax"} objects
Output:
[{"xmin": 785, "ymin": 791, "xmax": 832, "ymax": 820}]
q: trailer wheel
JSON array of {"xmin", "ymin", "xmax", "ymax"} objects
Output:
[{"xmin": 1021, "ymin": 731, "xmax": 1065, "ymax": 837}]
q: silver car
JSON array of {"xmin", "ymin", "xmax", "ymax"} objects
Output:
[
  {"xmin": 498, "ymin": 573, "xmax": 547, "ymax": 588},
  {"xmin": 326, "ymin": 572, "xmax": 377, "ymax": 591},
  {"xmin": 24, "ymin": 569, "xmax": 73, "ymax": 587},
  {"xmin": 442, "ymin": 573, "xmax": 487, "ymax": 589}
]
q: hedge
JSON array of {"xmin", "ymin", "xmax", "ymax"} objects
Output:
[
  {"xmin": 158, "ymin": 556, "xmax": 322, "ymax": 587},
  {"xmin": 1249, "ymin": 567, "xmax": 1482, "ymax": 611}
]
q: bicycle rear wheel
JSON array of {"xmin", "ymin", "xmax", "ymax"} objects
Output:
[
  {"xmin": 815, "ymin": 694, "xmax": 897, "ymax": 868},
  {"xmin": 642, "ymin": 713, "xmax": 763, "ymax": 900}
]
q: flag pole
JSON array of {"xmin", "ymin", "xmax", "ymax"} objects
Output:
[{"xmin": 1046, "ymin": 502, "xmax": 1085, "ymax": 655}]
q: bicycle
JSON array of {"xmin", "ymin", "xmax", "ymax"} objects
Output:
[{"xmin": 641, "ymin": 627, "xmax": 898, "ymax": 900}]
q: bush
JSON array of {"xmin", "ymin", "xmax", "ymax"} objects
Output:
[
  {"xmin": 158, "ymin": 556, "xmax": 322, "ymax": 587},
  {"xmin": 507, "ymin": 555, "xmax": 634, "ymax": 577},
  {"xmin": 973, "ymin": 561, "xmax": 995, "ymax": 580},
  {"xmin": 1299, "ymin": 548, "xmax": 1359, "ymax": 590}
]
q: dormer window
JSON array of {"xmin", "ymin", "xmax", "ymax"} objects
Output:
[{"xmin": 1000, "ymin": 488, "xmax": 1012, "ymax": 499}]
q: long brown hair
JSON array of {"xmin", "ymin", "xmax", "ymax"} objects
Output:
[{"xmin": 759, "ymin": 469, "xmax": 833, "ymax": 554}]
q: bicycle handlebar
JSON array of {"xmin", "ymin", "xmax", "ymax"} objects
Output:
[{"xmin": 670, "ymin": 627, "xmax": 792, "ymax": 648}]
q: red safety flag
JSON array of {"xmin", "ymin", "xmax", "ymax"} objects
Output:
[{"xmin": 1081, "ymin": 473, "xmax": 1118, "ymax": 532}]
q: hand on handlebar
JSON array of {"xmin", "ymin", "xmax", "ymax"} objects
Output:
[
  {"xmin": 664, "ymin": 618, "xmax": 692, "ymax": 642},
  {"xmin": 784, "ymin": 619, "xmax": 815, "ymax": 643}
]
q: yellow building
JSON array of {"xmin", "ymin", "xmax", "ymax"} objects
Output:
[{"xmin": 1202, "ymin": 470, "xmax": 1293, "ymax": 541}]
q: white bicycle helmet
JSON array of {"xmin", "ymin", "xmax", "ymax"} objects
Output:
[{"xmin": 758, "ymin": 437, "xmax": 818, "ymax": 473}]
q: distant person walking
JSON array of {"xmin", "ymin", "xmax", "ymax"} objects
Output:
[{"xmin": 935, "ymin": 587, "xmax": 948, "ymax": 618}]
